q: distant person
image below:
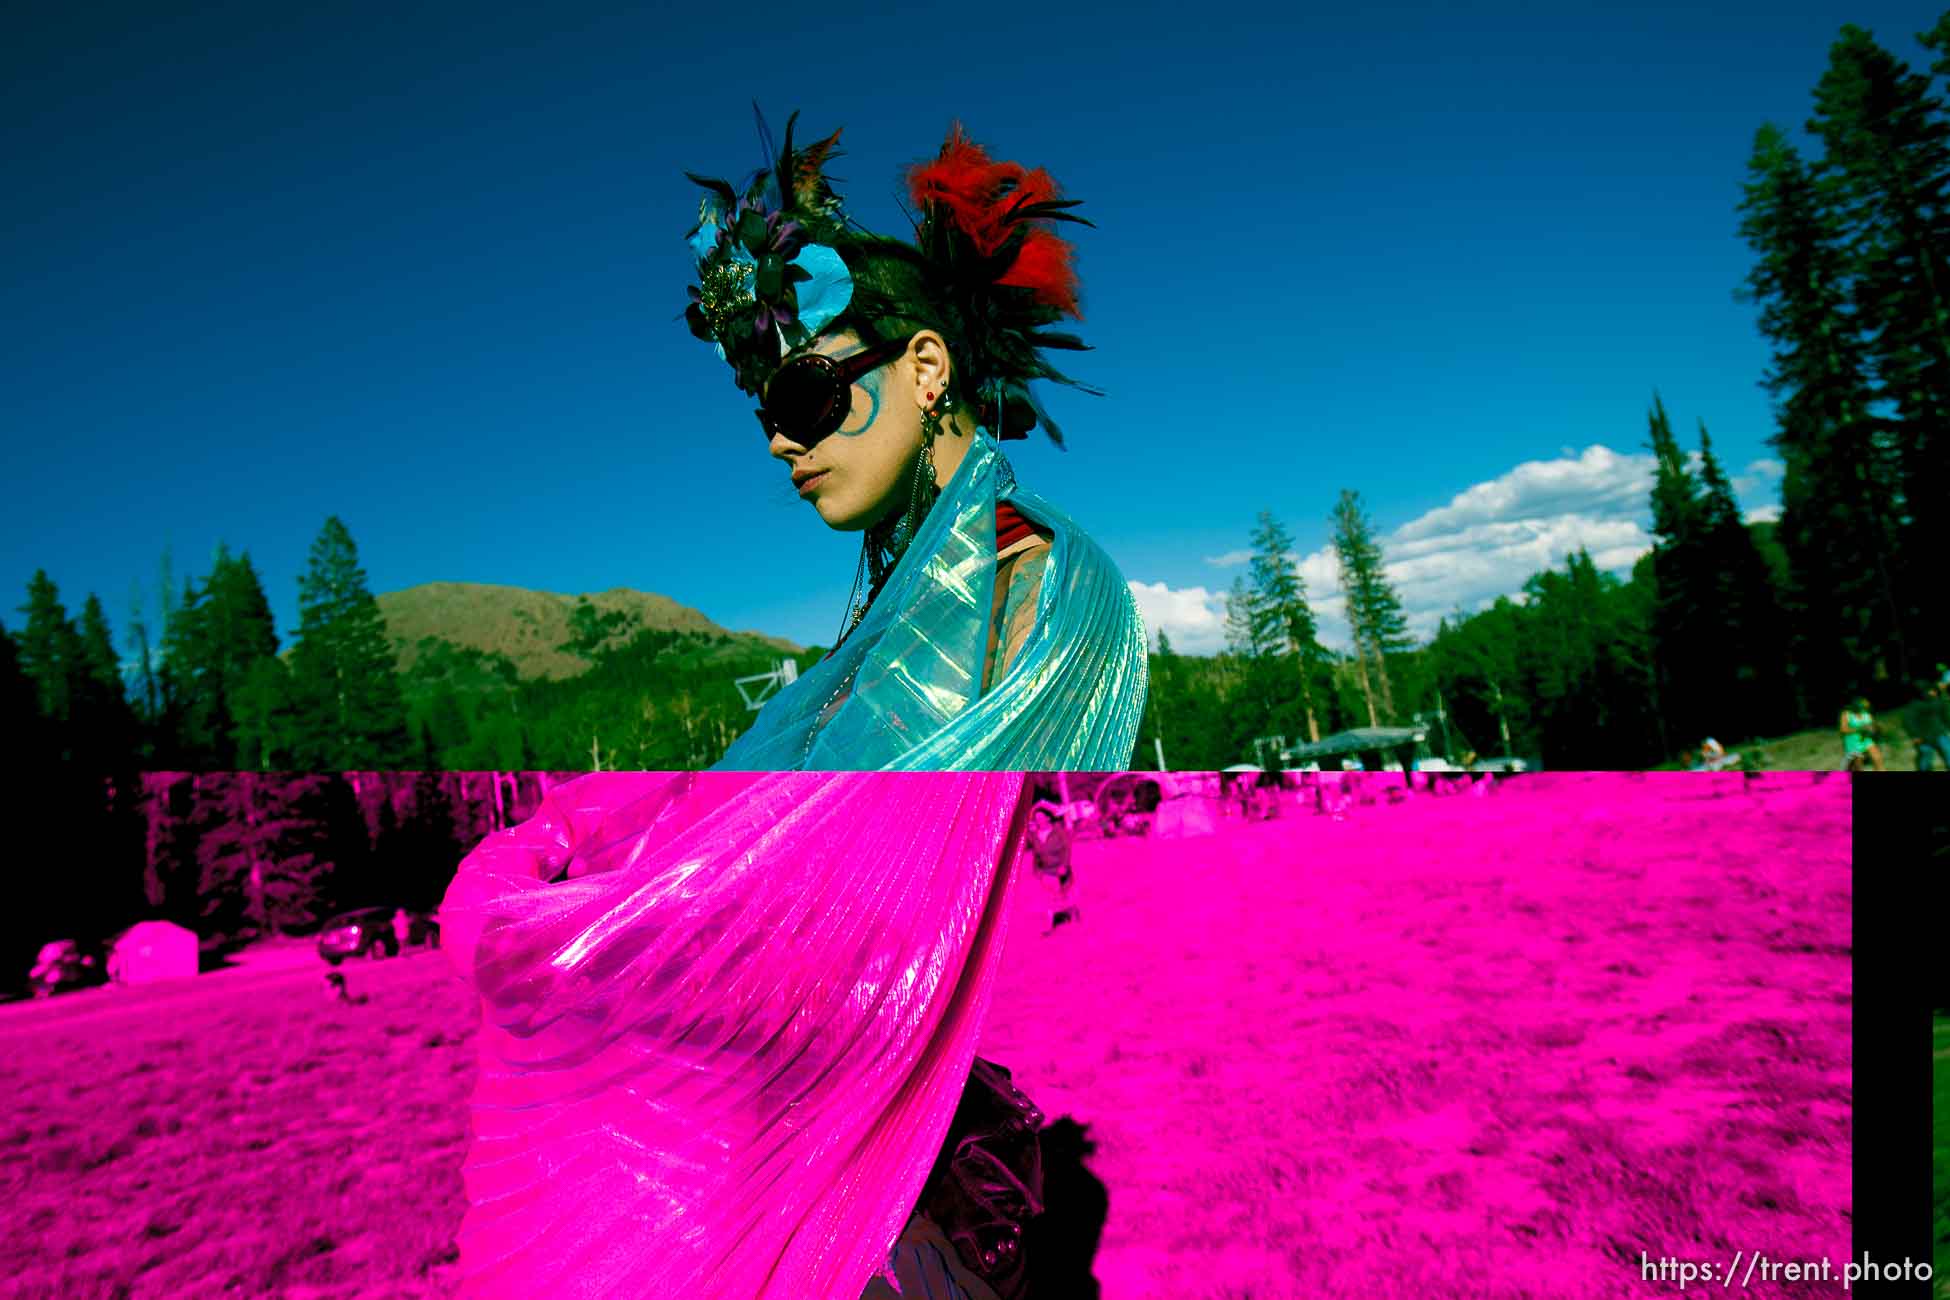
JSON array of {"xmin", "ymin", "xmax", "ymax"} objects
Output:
[
  {"xmin": 1902, "ymin": 682, "xmax": 1950, "ymax": 772},
  {"xmin": 1249, "ymin": 768, "xmax": 1283, "ymax": 820},
  {"xmin": 392, "ymin": 908, "xmax": 412, "ymax": 952},
  {"xmin": 1699, "ymin": 738, "xmax": 1726, "ymax": 770},
  {"xmin": 1026, "ymin": 804, "xmax": 1078, "ymax": 933},
  {"xmin": 1840, "ymin": 697, "xmax": 1885, "ymax": 772}
]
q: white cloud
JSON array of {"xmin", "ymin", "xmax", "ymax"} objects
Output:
[
  {"xmin": 1141, "ymin": 441, "xmax": 1786, "ymax": 657},
  {"xmin": 1277, "ymin": 443, "xmax": 1661, "ymax": 649},
  {"xmin": 1395, "ymin": 445, "xmax": 1651, "ymax": 542},
  {"xmin": 1732, "ymin": 458, "xmax": 1785, "ymax": 500},
  {"xmin": 1743, "ymin": 505, "xmax": 1782, "ymax": 525},
  {"xmin": 1128, "ymin": 580, "xmax": 1228, "ymax": 656}
]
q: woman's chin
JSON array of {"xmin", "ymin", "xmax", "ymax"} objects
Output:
[
  {"xmin": 812, "ymin": 496, "xmax": 870, "ymax": 532},
  {"xmin": 814, "ymin": 491, "xmax": 905, "ymax": 534}
]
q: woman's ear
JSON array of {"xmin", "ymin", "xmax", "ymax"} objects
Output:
[{"xmin": 908, "ymin": 330, "xmax": 954, "ymax": 405}]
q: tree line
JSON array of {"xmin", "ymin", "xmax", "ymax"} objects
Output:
[
  {"xmin": 0, "ymin": 767, "xmax": 568, "ymax": 994},
  {"xmin": 4, "ymin": 516, "xmax": 806, "ymax": 779},
  {"xmin": 0, "ymin": 508, "xmax": 799, "ymax": 985},
  {"xmin": 1135, "ymin": 18, "xmax": 1948, "ymax": 771}
]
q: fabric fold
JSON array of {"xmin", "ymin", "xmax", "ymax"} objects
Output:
[
  {"xmin": 443, "ymin": 432, "xmax": 1146, "ymax": 1296},
  {"xmin": 444, "ymin": 772, "xmax": 1033, "ymax": 1298},
  {"xmin": 719, "ymin": 431, "xmax": 1149, "ymax": 771}
]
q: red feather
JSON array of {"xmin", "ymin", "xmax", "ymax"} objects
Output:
[
  {"xmin": 998, "ymin": 229, "xmax": 1081, "ymax": 317},
  {"xmin": 908, "ymin": 124, "xmax": 1083, "ymax": 317}
]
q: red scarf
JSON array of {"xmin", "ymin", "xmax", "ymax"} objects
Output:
[{"xmin": 995, "ymin": 501, "xmax": 1039, "ymax": 552}]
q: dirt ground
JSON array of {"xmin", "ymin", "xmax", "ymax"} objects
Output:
[
  {"xmin": 1655, "ymin": 723, "xmax": 1931, "ymax": 772},
  {"xmin": 0, "ymin": 774, "xmax": 1851, "ymax": 1298}
]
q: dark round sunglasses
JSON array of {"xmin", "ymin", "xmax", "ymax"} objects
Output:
[{"xmin": 756, "ymin": 336, "xmax": 912, "ymax": 447}]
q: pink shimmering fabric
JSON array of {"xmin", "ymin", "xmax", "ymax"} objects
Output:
[{"xmin": 440, "ymin": 771, "xmax": 1032, "ymax": 1298}]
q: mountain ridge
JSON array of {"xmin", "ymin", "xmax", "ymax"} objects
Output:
[{"xmin": 375, "ymin": 581, "xmax": 803, "ymax": 681}]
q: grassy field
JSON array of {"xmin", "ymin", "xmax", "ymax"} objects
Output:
[{"xmin": 1, "ymin": 775, "xmax": 1851, "ymax": 1298}]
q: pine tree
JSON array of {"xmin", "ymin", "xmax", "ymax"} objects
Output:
[
  {"xmin": 0, "ymin": 621, "xmax": 45, "ymax": 772},
  {"xmin": 141, "ymin": 772, "xmax": 204, "ymax": 926},
  {"xmin": 231, "ymin": 656, "xmax": 298, "ymax": 771},
  {"xmin": 194, "ymin": 773, "xmax": 364, "ymax": 934},
  {"xmin": 161, "ymin": 546, "xmax": 282, "ymax": 766},
  {"xmin": 1246, "ymin": 512, "xmax": 1325, "ymax": 743},
  {"xmin": 15, "ymin": 571, "xmax": 83, "ymax": 741},
  {"xmin": 395, "ymin": 762, "xmax": 461, "ymax": 911},
  {"xmin": 1223, "ymin": 577, "xmax": 1259, "ymax": 658},
  {"xmin": 1328, "ymin": 491, "xmax": 1409, "ymax": 727},
  {"xmin": 74, "ymin": 594, "xmax": 137, "ymax": 770},
  {"xmin": 289, "ymin": 517, "xmax": 412, "ymax": 769},
  {"xmin": 1923, "ymin": 13, "xmax": 1950, "ymax": 85},
  {"xmin": 1693, "ymin": 422, "xmax": 1792, "ymax": 740},
  {"xmin": 1644, "ymin": 392, "xmax": 1710, "ymax": 746},
  {"xmin": 1736, "ymin": 121, "xmax": 1904, "ymax": 700},
  {"xmin": 124, "ymin": 581, "xmax": 162, "ymax": 760},
  {"xmin": 1806, "ymin": 25, "xmax": 1950, "ymax": 662}
]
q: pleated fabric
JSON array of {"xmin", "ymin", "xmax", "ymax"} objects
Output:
[
  {"xmin": 442, "ymin": 437, "xmax": 1147, "ymax": 1296},
  {"xmin": 718, "ymin": 430, "xmax": 1150, "ymax": 772},
  {"xmin": 442, "ymin": 772, "xmax": 1034, "ymax": 1298}
]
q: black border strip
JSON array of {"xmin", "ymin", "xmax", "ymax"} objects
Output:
[{"xmin": 1852, "ymin": 773, "xmax": 1935, "ymax": 1297}]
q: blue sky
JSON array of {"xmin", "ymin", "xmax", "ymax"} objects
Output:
[{"xmin": 4, "ymin": 1, "xmax": 1938, "ymax": 658}]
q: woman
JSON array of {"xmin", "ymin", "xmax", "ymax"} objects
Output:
[
  {"xmin": 1024, "ymin": 803, "xmax": 1078, "ymax": 934},
  {"xmin": 442, "ymin": 115, "xmax": 1144, "ymax": 1299},
  {"xmin": 695, "ymin": 112, "xmax": 1148, "ymax": 772},
  {"xmin": 1839, "ymin": 697, "xmax": 1883, "ymax": 772}
]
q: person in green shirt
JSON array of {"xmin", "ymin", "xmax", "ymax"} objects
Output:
[{"xmin": 1839, "ymin": 697, "xmax": 1884, "ymax": 772}]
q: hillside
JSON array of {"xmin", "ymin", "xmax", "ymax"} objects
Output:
[{"xmin": 374, "ymin": 582, "xmax": 802, "ymax": 682}]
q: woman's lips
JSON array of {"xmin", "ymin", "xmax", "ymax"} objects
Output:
[{"xmin": 796, "ymin": 471, "xmax": 830, "ymax": 497}]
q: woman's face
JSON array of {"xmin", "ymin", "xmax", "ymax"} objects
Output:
[{"xmin": 765, "ymin": 329, "xmax": 930, "ymax": 532}]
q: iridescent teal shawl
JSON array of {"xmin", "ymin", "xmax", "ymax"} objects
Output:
[{"xmin": 717, "ymin": 431, "xmax": 1147, "ymax": 770}]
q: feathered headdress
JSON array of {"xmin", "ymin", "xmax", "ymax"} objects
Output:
[
  {"xmin": 684, "ymin": 108, "xmax": 858, "ymax": 396},
  {"xmin": 904, "ymin": 123, "xmax": 1099, "ymax": 446},
  {"xmin": 683, "ymin": 110, "xmax": 1099, "ymax": 443}
]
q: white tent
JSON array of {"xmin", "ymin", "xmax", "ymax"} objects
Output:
[
  {"xmin": 110, "ymin": 921, "xmax": 199, "ymax": 986},
  {"xmin": 1153, "ymin": 798, "xmax": 1218, "ymax": 838}
]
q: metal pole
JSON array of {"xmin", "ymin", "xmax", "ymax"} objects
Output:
[{"xmin": 1155, "ymin": 736, "xmax": 1166, "ymax": 771}]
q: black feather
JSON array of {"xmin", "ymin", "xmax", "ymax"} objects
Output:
[
  {"xmin": 753, "ymin": 101, "xmax": 780, "ymax": 174},
  {"xmin": 685, "ymin": 173, "xmax": 738, "ymax": 207}
]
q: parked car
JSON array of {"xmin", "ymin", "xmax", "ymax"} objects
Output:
[{"xmin": 317, "ymin": 909, "xmax": 405, "ymax": 964}]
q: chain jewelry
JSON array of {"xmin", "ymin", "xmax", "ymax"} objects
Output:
[{"xmin": 835, "ymin": 386, "xmax": 949, "ymax": 652}]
